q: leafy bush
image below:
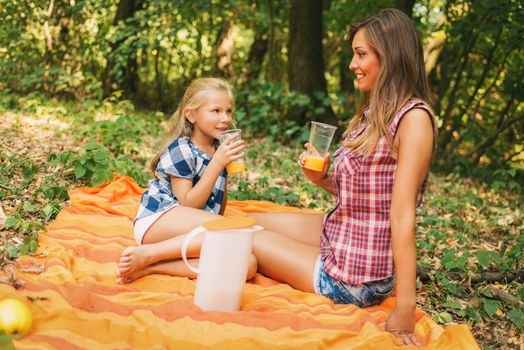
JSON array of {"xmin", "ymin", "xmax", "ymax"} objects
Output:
[
  {"xmin": 234, "ymin": 81, "xmax": 352, "ymax": 143},
  {"xmin": 48, "ymin": 143, "xmax": 149, "ymax": 187}
]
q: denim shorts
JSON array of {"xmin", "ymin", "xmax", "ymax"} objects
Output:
[{"xmin": 313, "ymin": 256, "xmax": 395, "ymax": 307}]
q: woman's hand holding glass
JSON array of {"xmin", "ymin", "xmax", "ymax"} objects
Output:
[{"xmin": 298, "ymin": 143, "xmax": 331, "ymax": 185}]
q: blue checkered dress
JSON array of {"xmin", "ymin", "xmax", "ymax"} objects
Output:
[{"xmin": 135, "ymin": 137, "xmax": 227, "ymax": 222}]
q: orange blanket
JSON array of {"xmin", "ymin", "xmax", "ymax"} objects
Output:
[{"xmin": 1, "ymin": 176, "xmax": 479, "ymax": 349}]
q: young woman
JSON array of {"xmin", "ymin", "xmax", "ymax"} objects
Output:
[{"xmin": 250, "ymin": 9, "xmax": 436, "ymax": 346}]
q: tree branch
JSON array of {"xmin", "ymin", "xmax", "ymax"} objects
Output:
[
  {"xmin": 469, "ymin": 44, "xmax": 516, "ymax": 121},
  {"xmin": 470, "ymin": 110, "xmax": 523, "ymax": 163},
  {"xmin": 482, "ymin": 284, "xmax": 524, "ymax": 309},
  {"xmin": 417, "ymin": 268, "xmax": 524, "ymax": 285}
]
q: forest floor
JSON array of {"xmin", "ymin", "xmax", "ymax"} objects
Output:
[{"xmin": 0, "ymin": 96, "xmax": 522, "ymax": 349}]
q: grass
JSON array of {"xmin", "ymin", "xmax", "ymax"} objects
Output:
[{"xmin": 0, "ymin": 92, "xmax": 522, "ymax": 349}]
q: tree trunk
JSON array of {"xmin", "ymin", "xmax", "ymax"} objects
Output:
[
  {"xmin": 437, "ymin": 32, "xmax": 478, "ymax": 155},
  {"xmin": 288, "ymin": 0, "xmax": 334, "ymax": 124},
  {"xmin": 241, "ymin": 32, "xmax": 268, "ymax": 82},
  {"xmin": 42, "ymin": 1, "xmax": 70, "ymax": 94},
  {"xmin": 215, "ymin": 20, "xmax": 235, "ymax": 78},
  {"xmin": 339, "ymin": 53, "xmax": 354, "ymax": 96},
  {"xmin": 442, "ymin": 27, "xmax": 505, "ymax": 157},
  {"xmin": 267, "ymin": 0, "xmax": 278, "ymax": 81},
  {"xmin": 102, "ymin": 0, "xmax": 144, "ymax": 98},
  {"xmin": 396, "ymin": 0, "xmax": 416, "ymax": 18}
]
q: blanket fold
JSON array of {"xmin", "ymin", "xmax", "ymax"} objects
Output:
[{"xmin": 1, "ymin": 175, "xmax": 479, "ymax": 349}]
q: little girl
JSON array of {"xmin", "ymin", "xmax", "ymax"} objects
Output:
[{"xmin": 116, "ymin": 77, "xmax": 256, "ymax": 283}]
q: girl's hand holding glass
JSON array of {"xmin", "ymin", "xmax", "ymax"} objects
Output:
[{"xmin": 213, "ymin": 134, "xmax": 245, "ymax": 170}]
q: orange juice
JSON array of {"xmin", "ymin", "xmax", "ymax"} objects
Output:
[
  {"xmin": 226, "ymin": 162, "xmax": 246, "ymax": 174},
  {"xmin": 304, "ymin": 156, "xmax": 324, "ymax": 171}
]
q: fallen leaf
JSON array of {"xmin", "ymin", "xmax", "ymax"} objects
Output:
[
  {"xmin": 0, "ymin": 265, "xmax": 25, "ymax": 289},
  {"xmin": 11, "ymin": 236, "xmax": 22, "ymax": 245},
  {"xmin": 0, "ymin": 205, "xmax": 5, "ymax": 230},
  {"xmin": 31, "ymin": 250, "xmax": 49, "ymax": 258},
  {"xmin": 17, "ymin": 260, "xmax": 45, "ymax": 274}
]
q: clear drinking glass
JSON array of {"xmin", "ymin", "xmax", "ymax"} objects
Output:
[
  {"xmin": 303, "ymin": 121, "xmax": 337, "ymax": 172},
  {"xmin": 218, "ymin": 129, "xmax": 246, "ymax": 174}
]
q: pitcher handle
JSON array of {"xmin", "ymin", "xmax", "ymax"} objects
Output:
[{"xmin": 181, "ymin": 226, "xmax": 206, "ymax": 274}]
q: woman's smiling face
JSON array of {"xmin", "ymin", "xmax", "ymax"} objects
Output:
[{"xmin": 349, "ymin": 29, "xmax": 381, "ymax": 92}]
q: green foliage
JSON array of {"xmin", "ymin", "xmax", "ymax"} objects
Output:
[
  {"xmin": 0, "ymin": 333, "xmax": 15, "ymax": 350},
  {"xmin": 38, "ymin": 176, "xmax": 69, "ymax": 202},
  {"xmin": 229, "ymin": 177, "xmax": 299, "ymax": 205},
  {"xmin": 431, "ymin": 0, "xmax": 524, "ymax": 175},
  {"xmin": 234, "ymin": 82, "xmax": 311, "ymax": 142},
  {"xmin": 48, "ymin": 143, "xmax": 149, "ymax": 187},
  {"xmin": 0, "ymin": 0, "xmax": 111, "ymax": 99},
  {"xmin": 235, "ymin": 81, "xmax": 352, "ymax": 143},
  {"xmin": 441, "ymin": 248, "xmax": 469, "ymax": 271},
  {"xmin": 417, "ymin": 171, "xmax": 523, "ymax": 341},
  {"xmin": 507, "ymin": 308, "xmax": 524, "ymax": 331},
  {"xmin": 48, "ymin": 144, "xmax": 115, "ymax": 186},
  {"xmin": 0, "ymin": 0, "xmax": 522, "ymax": 189}
]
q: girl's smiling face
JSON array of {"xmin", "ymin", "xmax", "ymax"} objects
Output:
[
  {"xmin": 186, "ymin": 92, "xmax": 233, "ymax": 145},
  {"xmin": 349, "ymin": 29, "xmax": 381, "ymax": 92}
]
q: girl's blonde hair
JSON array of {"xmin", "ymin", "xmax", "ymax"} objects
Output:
[
  {"xmin": 344, "ymin": 8, "xmax": 430, "ymax": 155},
  {"xmin": 150, "ymin": 77, "xmax": 234, "ymax": 176}
]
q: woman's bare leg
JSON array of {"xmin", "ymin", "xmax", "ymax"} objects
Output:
[
  {"xmin": 118, "ymin": 254, "xmax": 258, "ymax": 284},
  {"xmin": 252, "ymin": 229, "xmax": 319, "ymax": 292},
  {"xmin": 117, "ymin": 206, "xmax": 221, "ymax": 281},
  {"xmin": 249, "ymin": 212, "xmax": 324, "ymax": 246}
]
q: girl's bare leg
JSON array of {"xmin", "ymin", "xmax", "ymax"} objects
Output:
[
  {"xmin": 143, "ymin": 205, "xmax": 222, "ymax": 244},
  {"xmin": 119, "ymin": 254, "xmax": 258, "ymax": 284},
  {"xmin": 252, "ymin": 229, "xmax": 319, "ymax": 292},
  {"xmin": 248, "ymin": 212, "xmax": 324, "ymax": 246},
  {"xmin": 117, "ymin": 206, "xmax": 221, "ymax": 281},
  {"xmin": 118, "ymin": 208, "xmax": 323, "ymax": 286}
]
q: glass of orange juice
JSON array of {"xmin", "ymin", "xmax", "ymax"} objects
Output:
[
  {"xmin": 303, "ymin": 121, "xmax": 337, "ymax": 172},
  {"xmin": 218, "ymin": 129, "xmax": 246, "ymax": 175}
]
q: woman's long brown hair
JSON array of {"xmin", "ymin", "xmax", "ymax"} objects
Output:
[{"xmin": 344, "ymin": 8, "xmax": 430, "ymax": 155}]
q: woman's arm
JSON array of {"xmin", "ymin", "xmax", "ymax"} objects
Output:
[
  {"xmin": 298, "ymin": 144, "xmax": 335, "ymax": 195},
  {"xmin": 311, "ymin": 173, "xmax": 334, "ymax": 194},
  {"xmin": 386, "ymin": 108, "xmax": 434, "ymax": 345}
]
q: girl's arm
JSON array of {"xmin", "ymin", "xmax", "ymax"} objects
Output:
[
  {"xmin": 219, "ymin": 181, "xmax": 227, "ymax": 215},
  {"xmin": 386, "ymin": 108, "xmax": 434, "ymax": 345},
  {"xmin": 170, "ymin": 162, "xmax": 223, "ymax": 210},
  {"xmin": 171, "ymin": 137, "xmax": 243, "ymax": 210}
]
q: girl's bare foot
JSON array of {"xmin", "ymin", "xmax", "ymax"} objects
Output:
[
  {"xmin": 115, "ymin": 254, "xmax": 257, "ymax": 284},
  {"xmin": 116, "ymin": 266, "xmax": 152, "ymax": 284},
  {"xmin": 116, "ymin": 246, "xmax": 157, "ymax": 281},
  {"xmin": 116, "ymin": 259, "xmax": 200, "ymax": 284}
]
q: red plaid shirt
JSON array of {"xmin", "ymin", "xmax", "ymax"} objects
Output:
[{"xmin": 320, "ymin": 100, "xmax": 435, "ymax": 284}]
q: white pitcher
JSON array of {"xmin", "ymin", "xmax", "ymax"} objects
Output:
[{"xmin": 181, "ymin": 217, "xmax": 263, "ymax": 312}]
